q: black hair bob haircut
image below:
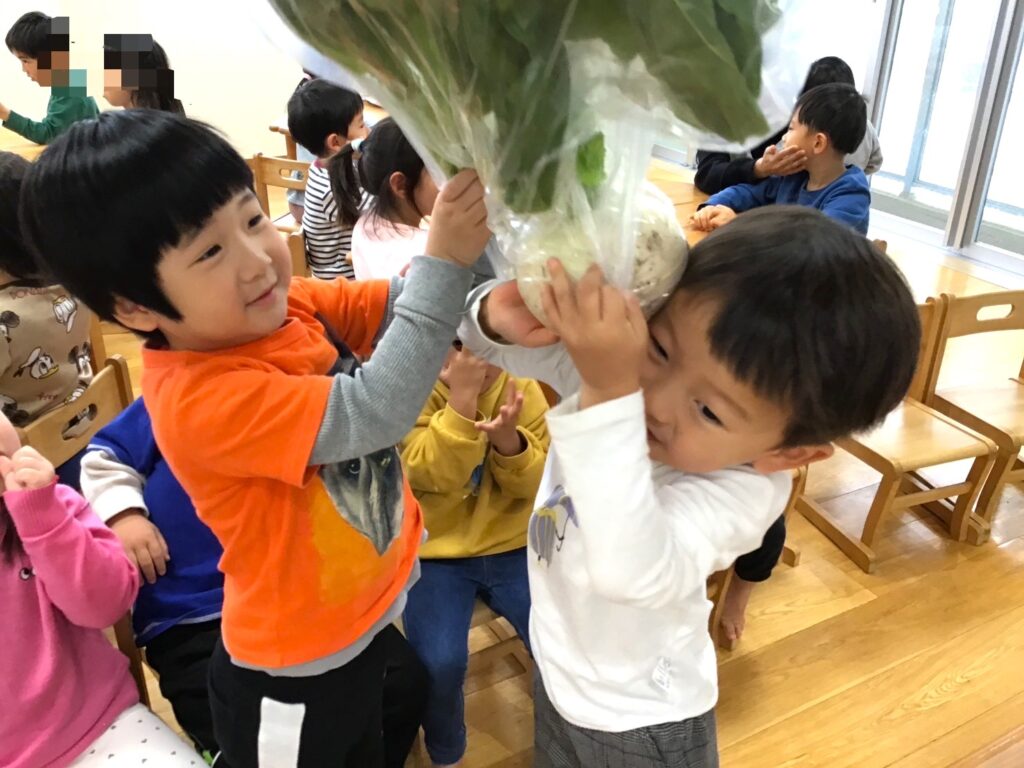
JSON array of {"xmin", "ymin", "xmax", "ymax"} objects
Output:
[
  {"xmin": 676, "ymin": 206, "xmax": 920, "ymax": 447},
  {"xmin": 794, "ymin": 83, "xmax": 868, "ymax": 155},
  {"xmin": 0, "ymin": 151, "xmax": 36, "ymax": 281},
  {"xmin": 19, "ymin": 110, "xmax": 253, "ymax": 338},
  {"xmin": 286, "ymin": 78, "xmax": 363, "ymax": 157}
]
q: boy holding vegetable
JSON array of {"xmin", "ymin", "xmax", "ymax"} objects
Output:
[{"xmin": 459, "ymin": 207, "xmax": 919, "ymax": 766}]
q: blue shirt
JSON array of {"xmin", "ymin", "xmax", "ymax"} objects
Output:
[
  {"xmin": 705, "ymin": 165, "xmax": 871, "ymax": 235},
  {"xmin": 89, "ymin": 398, "xmax": 223, "ymax": 645}
]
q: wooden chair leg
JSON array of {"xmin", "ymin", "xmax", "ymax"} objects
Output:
[
  {"xmin": 951, "ymin": 453, "xmax": 997, "ymax": 543},
  {"xmin": 781, "ymin": 543, "xmax": 800, "ymax": 567},
  {"xmin": 860, "ymin": 473, "xmax": 902, "ymax": 549},
  {"xmin": 975, "ymin": 448, "xmax": 1019, "ymax": 526},
  {"xmin": 709, "ymin": 567, "xmax": 737, "ymax": 651}
]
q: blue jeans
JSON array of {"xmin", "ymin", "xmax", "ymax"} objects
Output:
[{"xmin": 402, "ymin": 548, "xmax": 532, "ymax": 765}]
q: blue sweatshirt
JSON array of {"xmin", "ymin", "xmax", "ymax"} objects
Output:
[
  {"xmin": 704, "ymin": 165, "xmax": 871, "ymax": 235},
  {"xmin": 88, "ymin": 398, "xmax": 223, "ymax": 645}
]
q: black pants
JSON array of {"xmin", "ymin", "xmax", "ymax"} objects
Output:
[
  {"xmin": 208, "ymin": 624, "xmax": 428, "ymax": 768},
  {"xmin": 734, "ymin": 514, "xmax": 786, "ymax": 583},
  {"xmin": 145, "ymin": 619, "xmax": 224, "ymax": 760}
]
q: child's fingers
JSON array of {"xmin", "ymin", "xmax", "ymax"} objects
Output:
[
  {"xmin": 0, "ymin": 455, "xmax": 12, "ymax": 479},
  {"xmin": 540, "ymin": 283, "xmax": 563, "ymax": 333},
  {"xmin": 440, "ymin": 169, "xmax": 479, "ymax": 201},
  {"xmin": 136, "ymin": 545, "xmax": 158, "ymax": 584},
  {"xmin": 623, "ymin": 289, "xmax": 648, "ymax": 343},
  {"xmin": 546, "ymin": 260, "xmax": 578, "ymax": 320},
  {"xmin": 577, "ymin": 264, "xmax": 604, "ymax": 321}
]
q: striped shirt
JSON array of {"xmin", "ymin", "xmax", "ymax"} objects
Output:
[{"xmin": 301, "ymin": 162, "xmax": 355, "ymax": 280}]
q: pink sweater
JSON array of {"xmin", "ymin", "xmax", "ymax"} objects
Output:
[{"xmin": 0, "ymin": 484, "xmax": 140, "ymax": 768}]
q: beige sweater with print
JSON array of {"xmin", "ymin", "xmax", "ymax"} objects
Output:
[{"xmin": 0, "ymin": 282, "xmax": 94, "ymax": 427}]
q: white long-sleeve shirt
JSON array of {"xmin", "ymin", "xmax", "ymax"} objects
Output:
[{"xmin": 459, "ymin": 284, "xmax": 790, "ymax": 731}]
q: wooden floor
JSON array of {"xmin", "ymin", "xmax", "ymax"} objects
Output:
[{"xmin": 104, "ymin": 189, "xmax": 1024, "ymax": 768}]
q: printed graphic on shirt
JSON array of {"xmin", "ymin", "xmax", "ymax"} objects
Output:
[
  {"xmin": 319, "ymin": 446, "xmax": 404, "ymax": 556},
  {"xmin": 68, "ymin": 343, "xmax": 93, "ymax": 380},
  {"xmin": 13, "ymin": 347, "xmax": 58, "ymax": 380},
  {"xmin": 51, "ymin": 295, "xmax": 78, "ymax": 333},
  {"xmin": 0, "ymin": 394, "xmax": 29, "ymax": 427},
  {"xmin": 0, "ymin": 310, "xmax": 19, "ymax": 341},
  {"xmin": 529, "ymin": 485, "xmax": 578, "ymax": 565}
]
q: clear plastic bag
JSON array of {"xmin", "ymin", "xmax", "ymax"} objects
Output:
[{"xmin": 261, "ymin": 0, "xmax": 820, "ymax": 322}]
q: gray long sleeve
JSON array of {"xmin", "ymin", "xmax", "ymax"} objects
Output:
[{"xmin": 310, "ymin": 255, "xmax": 472, "ymax": 465}]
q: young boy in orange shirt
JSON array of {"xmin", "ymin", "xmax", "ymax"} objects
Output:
[{"xmin": 21, "ymin": 109, "xmax": 491, "ymax": 767}]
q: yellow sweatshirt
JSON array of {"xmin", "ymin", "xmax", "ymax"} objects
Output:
[{"xmin": 401, "ymin": 372, "xmax": 550, "ymax": 559}]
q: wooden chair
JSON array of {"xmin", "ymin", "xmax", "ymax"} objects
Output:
[
  {"xmin": 797, "ymin": 298, "xmax": 998, "ymax": 573},
  {"xmin": 249, "ymin": 153, "xmax": 309, "ymax": 234},
  {"xmin": 113, "ymin": 615, "xmax": 150, "ymax": 705},
  {"xmin": 15, "ymin": 356, "xmax": 134, "ymax": 467},
  {"xmin": 926, "ymin": 291, "xmax": 1024, "ymax": 539},
  {"xmin": 709, "ymin": 466, "xmax": 806, "ymax": 650},
  {"xmin": 467, "ymin": 600, "xmax": 531, "ymax": 690},
  {"xmin": 88, "ymin": 314, "xmax": 108, "ymax": 374},
  {"xmin": 288, "ymin": 229, "xmax": 310, "ymax": 278}
]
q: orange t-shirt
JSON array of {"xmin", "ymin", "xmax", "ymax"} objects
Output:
[{"xmin": 141, "ymin": 277, "xmax": 423, "ymax": 668}]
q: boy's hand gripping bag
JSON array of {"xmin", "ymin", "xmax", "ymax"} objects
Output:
[{"xmin": 258, "ymin": 0, "xmax": 822, "ymax": 326}]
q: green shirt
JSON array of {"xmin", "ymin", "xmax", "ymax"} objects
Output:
[{"xmin": 4, "ymin": 84, "xmax": 99, "ymax": 145}]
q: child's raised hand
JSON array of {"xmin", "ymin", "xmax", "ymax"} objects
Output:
[
  {"xmin": 0, "ymin": 446, "xmax": 56, "ymax": 492},
  {"xmin": 690, "ymin": 205, "xmax": 737, "ymax": 232},
  {"xmin": 480, "ymin": 281, "xmax": 560, "ymax": 348},
  {"xmin": 441, "ymin": 345, "xmax": 490, "ymax": 419},
  {"xmin": 109, "ymin": 509, "xmax": 170, "ymax": 585},
  {"xmin": 425, "ymin": 170, "xmax": 492, "ymax": 268},
  {"xmin": 476, "ymin": 380, "xmax": 526, "ymax": 456},
  {"xmin": 541, "ymin": 260, "xmax": 647, "ymax": 409}
]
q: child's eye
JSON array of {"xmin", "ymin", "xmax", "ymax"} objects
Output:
[
  {"xmin": 196, "ymin": 244, "xmax": 222, "ymax": 263},
  {"xmin": 248, "ymin": 213, "xmax": 265, "ymax": 228},
  {"xmin": 697, "ymin": 402, "xmax": 722, "ymax": 426},
  {"xmin": 649, "ymin": 335, "xmax": 668, "ymax": 361}
]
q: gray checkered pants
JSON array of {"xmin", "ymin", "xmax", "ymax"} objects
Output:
[{"xmin": 533, "ymin": 675, "xmax": 719, "ymax": 768}]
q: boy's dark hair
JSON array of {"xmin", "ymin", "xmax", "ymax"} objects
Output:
[
  {"xmin": 794, "ymin": 83, "xmax": 867, "ymax": 155},
  {"xmin": 330, "ymin": 117, "xmax": 425, "ymax": 229},
  {"xmin": 677, "ymin": 206, "xmax": 920, "ymax": 447},
  {"xmin": 0, "ymin": 152, "xmax": 37, "ymax": 281},
  {"xmin": 801, "ymin": 56, "xmax": 856, "ymax": 94},
  {"xmin": 287, "ymin": 79, "xmax": 363, "ymax": 157},
  {"xmin": 6, "ymin": 12, "xmax": 67, "ymax": 61},
  {"xmin": 104, "ymin": 35, "xmax": 185, "ymax": 115},
  {"xmin": 18, "ymin": 110, "xmax": 253, "ymax": 340}
]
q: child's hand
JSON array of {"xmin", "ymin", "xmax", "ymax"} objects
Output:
[
  {"xmin": 754, "ymin": 144, "xmax": 807, "ymax": 178},
  {"xmin": 476, "ymin": 380, "xmax": 526, "ymax": 456},
  {"xmin": 541, "ymin": 260, "xmax": 647, "ymax": 409},
  {"xmin": 690, "ymin": 205, "xmax": 737, "ymax": 232},
  {"xmin": 0, "ymin": 446, "xmax": 56, "ymax": 492},
  {"xmin": 442, "ymin": 346, "xmax": 490, "ymax": 419},
  {"xmin": 479, "ymin": 281, "xmax": 560, "ymax": 347},
  {"xmin": 425, "ymin": 170, "xmax": 492, "ymax": 268},
  {"xmin": 109, "ymin": 509, "xmax": 170, "ymax": 585}
]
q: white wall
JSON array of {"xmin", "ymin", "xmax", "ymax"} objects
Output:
[{"xmin": 0, "ymin": 0, "xmax": 305, "ymax": 156}]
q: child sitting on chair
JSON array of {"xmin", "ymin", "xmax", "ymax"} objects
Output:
[
  {"xmin": 0, "ymin": 410, "xmax": 200, "ymax": 768},
  {"xmin": 0, "ymin": 151, "xmax": 93, "ymax": 488},
  {"xmin": 461, "ymin": 207, "xmax": 920, "ymax": 767},
  {"xmin": 1, "ymin": 12, "xmax": 99, "ymax": 144},
  {"xmin": 693, "ymin": 84, "xmax": 872, "ymax": 235},
  {"xmin": 288, "ymin": 78, "xmax": 368, "ymax": 280},
  {"xmin": 400, "ymin": 340, "xmax": 549, "ymax": 767}
]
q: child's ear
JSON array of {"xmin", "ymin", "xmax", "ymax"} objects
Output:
[
  {"xmin": 812, "ymin": 131, "xmax": 830, "ymax": 156},
  {"xmin": 388, "ymin": 171, "xmax": 409, "ymax": 199},
  {"xmin": 324, "ymin": 133, "xmax": 345, "ymax": 155},
  {"xmin": 751, "ymin": 443, "xmax": 833, "ymax": 474},
  {"xmin": 112, "ymin": 296, "xmax": 161, "ymax": 334}
]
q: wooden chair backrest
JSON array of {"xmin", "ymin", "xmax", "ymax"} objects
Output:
[
  {"xmin": 113, "ymin": 614, "xmax": 150, "ymax": 705},
  {"xmin": 906, "ymin": 296, "xmax": 947, "ymax": 403},
  {"xmin": 15, "ymin": 356, "xmax": 134, "ymax": 467},
  {"xmin": 928, "ymin": 290, "xmax": 1024, "ymax": 394},
  {"xmin": 88, "ymin": 314, "xmax": 108, "ymax": 374},
  {"xmin": 288, "ymin": 229, "xmax": 310, "ymax": 278},
  {"xmin": 250, "ymin": 153, "xmax": 310, "ymax": 217}
]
